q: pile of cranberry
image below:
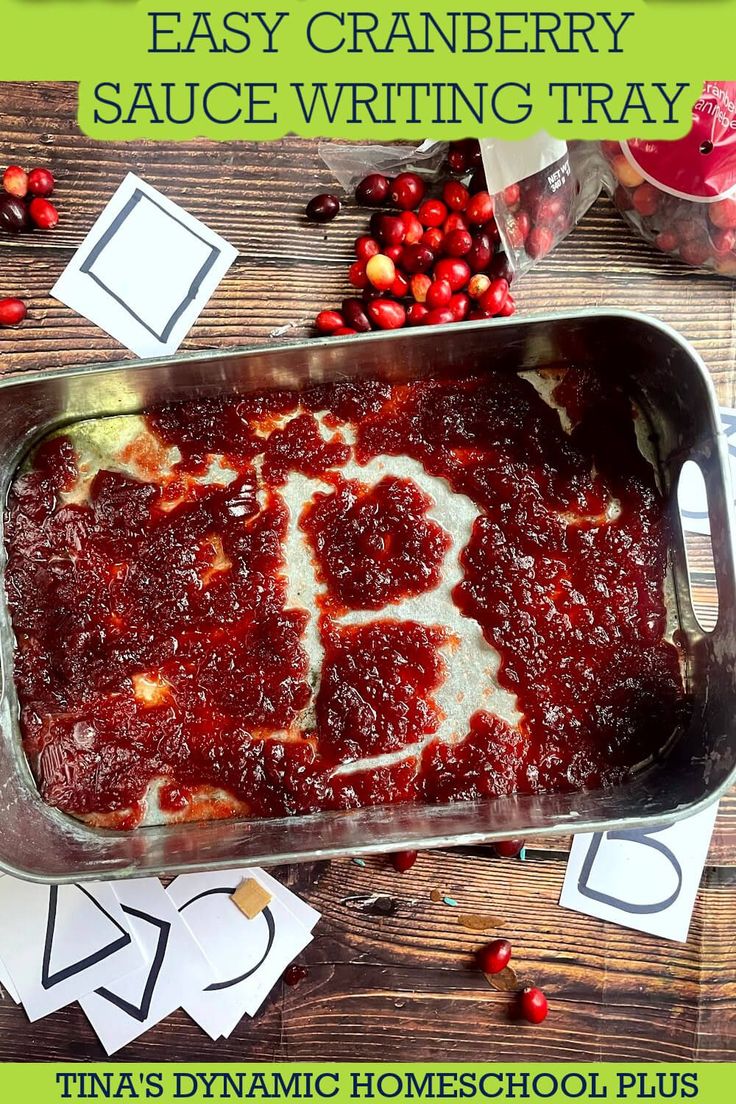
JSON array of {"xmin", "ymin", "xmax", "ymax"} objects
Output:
[
  {"xmin": 306, "ymin": 140, "xmax": 515, "ymax": 335},
  {"xmin": 0, "ymin": 163, "xmax": 58, "ymax": 329}
]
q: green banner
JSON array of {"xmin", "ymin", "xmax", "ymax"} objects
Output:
[
  {"xmin": 0, "ymin": 0, "xmax": 734, "ymax": 140},
  {"xmin": 0, "ymin": 1063, "xmax": 728, "ymax": 1101}
]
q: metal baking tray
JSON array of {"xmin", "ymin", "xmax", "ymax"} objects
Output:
[{"xmin": 0, "ymin": 308, "xmax": 734, "ymax": 882}]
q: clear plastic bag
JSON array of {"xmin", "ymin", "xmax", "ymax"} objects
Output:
[{"xmin": 599, "ymin": 83, "xmax": 736, "ymax": 277}]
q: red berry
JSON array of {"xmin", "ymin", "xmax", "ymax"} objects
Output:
[
  {"xmin": 632, "ymin": 182, "xmax": 660, "ymax": 218},
  {"xmin": 424, "ymin": 307, "xmax": 456, "ymax": 326},
  {"xmin": 478, "ymin": 279, "xmax": 509, "ymax": 316},
  {"xmin": 365, "ymin": 253, "xmax": 396, "ymax": 292},
  {"xmin": 499, "ymin": 295, "xmax": 516, "ymax": 318},
  {"xmin": 421, "ymin": 228, "xmax": 444, "ymax": 253},
  {"xmin": 679, "ymin": 239, "xmax": 711, "ymax": 267},
  {"xmin": 314, "ymin": 309, "xmax": 344, "ymax": 334},
  {"xmin": 520, "ymin": 987, "xmax": 548, "ymax": 1024},
  {"xmin": 355, "ymin": 173, "xmax": 391, "ymax": 207},
  {"xmin": 418, "ymin": 199, "xmax": 447, "ymax": 228},
  {"xmin": 348, "ymin": 260, "xmax": 368, "ymax": 288},
  {"xmin": 384, "ymin": 244, "xmax": 404, "ymax": 264},
  {"xmin": 443, "ymin": 180, "xmax": 470, "ymax": 211},
  {"xmin": 711, "ymin": 228, "xmax": 736, "ymax": 254},
  {"xmin": 407, "ymin": 303, "xmax": 429, "ymax": 326},
  {"xmin": 3, "ymin": 165, "xmax": 28, "ymax": 198},
  {"xmin": 0, "ymin": 194, "xmax": 28, "ymax": 233},
  {"xmin": 0, "ymin": 297, "xmax": 26, "ymax": 327},
  {"xmin": 449, "ymin": 291, "xmax": 470, "ymax": 321},
  {"xmin": 374, "ymin": 214, "xmax": 406, "ymax": 247},
  {"xmin": 489, "ymin": 252, "xmax": 514, "ymax": 283},
  {"xmin": 656, "ymin": 229, "xmax": 679, "ymax": 253},
  {"xmin": 341, "ymin": 298, "xmax": 372, "ymax": 333},
  {"xmin": 433, "ymin": 257, "xmax": 471, "ymax": 291},
  {"xmin": 503, "ymin": 183, "xmax": 521, "ymax": 208},
  {"xmin": 425, "ymin": 279, "xmax": 452, "ymax": 309},
  {"xmin": 400, "ymin": 211, "xmax": 424, "ymax": 244},
  {"xmin": 709, "ymin": 198, "xmax": 736, "ymax": 230},
  {"xmin": 410, "ymin": 274, "xmax": 432, "ymax": 303},
  {"xmin": 507, "ymin": 211, "xmax": 530, "ymax": 249},
  {"xmin": 390, "ymin": 849, "xmax": 418, "ymax": 872},
  {"xmin": 28, "ymin": 197, "xmax": 59, "ymax": 230},
  {"xmin": 477, "ymin": 938, "xmax": 511, "ymax": 975},
  {"xmin": 332, "ymin": 327, "xmax": 357, "ymax": 336},
  {"xmin": 466, "ymin": 235, "xmax": 492, "ymax": 272},
  {"xmin": 526, "ymin": 226, "xmax": 555, "ymax": 260},
  {"xmin": 444, "ymin": 229, "xmax": 473, "ymax": 257},
  {"xmin": 367, "ymin": 299, "xmax": 406, "ymax": 330},
  {"xmin": 466, "ymin": 191, "xmax": 494, "ymax": 225},
  {"xmin": 447, "ymin": 146, "xmax": 468, "ymax": 175},
  {"xmin": 468, "ymin": 166, "xmax": 487, "ymax": 195},
  {"xmin": 355, "ymin": 236, "xmax": 380, "ymax": 261},
  {"xmin": 493, "ymin": 839, "xmax": 525, "ymax": 858},
  {"xmin": 402, "ymin": 243, "xmax": 435, "ymax": 274},
  {"xmin": 390, "ymin": 270, "xmax": 410, "ymax": 298},
  {"xmin": 390, "ymin": 172, "xmax": 425, "ymax": 211},
  {"xmin": 443, "ymin": 212, "xmax": 469, "ymax": 234},
  {"xmin": 305, "ymin": 193, "xmax": 340, "ymax": 223},
  {"xmin": 27, "ymin": 167, "xmax": 55, "ymax": 198}
]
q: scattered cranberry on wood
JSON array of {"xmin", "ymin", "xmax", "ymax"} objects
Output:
[
  {"xmin": 477, "ymin": 939, "xmax": 512, "ymax": 975},
  {"xmin": 27, "ymin": 167, "xmax": 55, "ymax": 198},
  {"xmin": 305, "ymin": 193, "xmax": 340, "ymax": 223},
  {"xmin": 519, "ymin": 987, "xmax": 549, "ymax": 1024},
  {"xmin": 2, "ymin": 165, "xmax": 28, "ymax": 198},
  {"xmin": 28, "ymin": 197, "xmax": 59, "ymax": 230},
  {"xmin": 493, "ymin": 838, "xmax": 525, "ymax": 858},
  {"xmin": 390, "ymin": 850, "xmax": 418, "ymax": 872},
  {"xmin": 0, "ymin": 298, "xmax": 27, "ymax": 327}
]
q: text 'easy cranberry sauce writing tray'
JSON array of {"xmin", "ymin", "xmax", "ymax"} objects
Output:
[{"xmin": 0, "ymin": 310, "xmax": 733, "ymax": 881}]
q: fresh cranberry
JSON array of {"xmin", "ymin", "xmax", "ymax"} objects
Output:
[
  {"xmin": 390, "ymin": 849, "xmax": 419, "ymax": 872},
  {"xmin": 0, "ymin": 297, "xmax": 27, "ymax": 326},
  {"xmin": 468, "ymin": 167, "xmax": 487, "ymax": 194},
  {"xmin": 418, "ymin": 199, "xmax": 447, "ymax": 228},
  {"xmin": 507, "ymin": 211, "xmax": 530, "ymax": 249},
  {"xmin": 348, "ymin": 260, "xmax": 368, "ymax": 289},
  {"xmin": 479, "ymin": 278, "xmax": 509, "ymax": 315},
  {"xmin": 493, "ymin": 839, "xmax": 525, "ymax": 858},
  {"xmin": 520, "ymin": 987, "xmax": 548, "ymax": 1024},
  {"xmin": 468, "ymin": 273, "xmax": 491, "ymax": 299},
  {"xmin": 466, "ymin": 191, "xmax": 494, "ymax": 225},
  {"xmin": 390, "ymin": 172, "xmax": 425, "ymax": 211},
  {"xmin": 443, "ymin": 212, "xmax": 469, "ymax": 234},
  {"xmin": 447, "ymin": 145, "xmax": 469, "ymax": 174},
  {"xmin": 410, "ymin": 274, "xmax": 432, "ymax": 303},
  {"xmin": 711, "ymin": 228, "xmax": 736, "ymax": 254},
  {"xmin": 367, "ymin": 299, "xmax": 406, "ymax": 330},
  {"xmin": 332, "ymin": 326, "xmax": 357, "ymax": 336},
  {"xmin": 466, "ymin": 235, "xmax": 492, "ymax": 272},
  {"xmin": 374, "ymin": 214, "xmax": 406, "ymax": 247},
  {"xmin": 503, "ymin": 183, "xmax": 521, "ymax": 208},
  {"xmin": 679, "ymin": 239, "xmax": 711, "ymax": 267},
  {"xmin": 482, "ymin": 219, "xmax": 502, "ymax": 248},
  {"xmin": 390, "ymin": 270, "xmax": 410, "ymax": 298},
  {"xmin": 526, "ymin": 226, "xmax": 555, "ymax": 259},
  {"xmin": 2, "ymin": 165, "xmax": 28, "ymax": 198},
  {"xmin": 499, "ymin": 295, "xmax": 516, "ymax": 318},
  {"xmin": 489, "ymin": 253, "xmax": 514, "ymax": 283},
  {"xmin": 28, "ymin": 197, "xmax": 59, "ymax": 230},
  {"xmin": 449, "ymin": 292, "xmax": 470, "ymax": 321},
  {"xmin": 402, "ymin": 243, "xmax": 435, "ymax": 274},
  {"xmin": 400, "ymin": 211, "xmax": 424, "ymax": 244},
  {"xmin": 314, "ymin": 309, "xmax": 344, "ymax": 334},
  {"xmin": 424, "ymin": 307, "xmax": 455, "ymax": 326},
  {"xmin": 341, "ymin": 298, "xmax": 372, "ymax": 332},
  {"xmin": 407, "ymin": 302, "xmax": 429, "ymax": 326},
  {"xmin": 27, "ymin": 167, "xmax": 55, "ymax": 197},
  {"xmin": 477, "ymin": 938, "xmax": 511, "ymax": 974},
  {"xmin": 443, "ymin": 180, "xmax": 470, "ymax": 211},
  {"xmin": 444, "ymin": 229, "xmax": 473, "ymax": 257},
  {"xmin": 708, "ymin": 198, "xmax": 736, "ymax": 230},
  {"xmin": 305, "ymin": 193, "xmax": 340, "ymax": 223},
  {"xmin": 421, "ymin": 228, "xmax": 444, "ymax": 253},
  {"xmin": 365, "ymin": 253, "xmax": 396, "ymax": 291},
  {"xmin": 355, "ymin": 235, "xmax": 380, "ymax": 261},
  {"xmin": 433, "ymin": 257, "xmax": 471, "ymax": 291},
  {"xmin": 355, "ymin": 173, "xmax": 391, "ymax": 207},
  {"xmin": 0, "ymin": 194, "xmax": 29, "ymax": 233},
  {"xmin": 385, "ymin": 244, "xmax": 404, "ymax": 264},
  {"xmin": 425, "ymin": 279, "xmax": 452, "ymax": 309},
  {"xmin": 631, "ymin": 183, "xmax": 660, "ymax": 218},
  {"xmin": 656, "ymin": 229, "xmax": 679, "ymax": 253}
]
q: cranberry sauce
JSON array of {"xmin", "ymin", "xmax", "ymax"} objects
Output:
[{"xmin": 4, "ymin": 371, "xmax": 687, "ymax": 826}]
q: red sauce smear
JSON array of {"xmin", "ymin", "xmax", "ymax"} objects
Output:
[{"xmin": 4, "ymin": 372, "xmax": 688, "ymax": 826}]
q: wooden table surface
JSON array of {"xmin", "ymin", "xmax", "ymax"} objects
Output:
[{"xmin": 1, "ymin": 82, "xmax": 735, "ymax": 1063}]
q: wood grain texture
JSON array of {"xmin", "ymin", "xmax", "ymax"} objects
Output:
[{"xmin": 0, "ymin": 82, "xmax": 734, "ymax": 1063}]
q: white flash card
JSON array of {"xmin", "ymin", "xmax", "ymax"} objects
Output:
[
  {"xmin": 80, "ymin": 878, "xmax": 213, "ymax": 1054},
  {"xmin": 560, "ymin": 801, "xmax": 719, "ymax": 943},
  {"xmin": 167, "ymin": 869, "xmax": 317, "ymax": 1039},
  {"xmin": 52, "ymin": 172, "xmax": 237, "ymax": 358},
  {"xmin": 0, "ymin": 878, "xmax": 143, "ymax": 1021}
]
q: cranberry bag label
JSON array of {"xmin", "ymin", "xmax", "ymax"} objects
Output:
[{"xmin": 622, "ymin": 82, "xmax": 736, "ymax": 202}]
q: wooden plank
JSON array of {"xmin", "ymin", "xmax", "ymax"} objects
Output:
[{"xmin": 0, "ymin": 853, "xmax": 731, "ymax": 1061}]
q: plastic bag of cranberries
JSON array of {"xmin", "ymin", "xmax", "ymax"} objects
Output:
[
  {"xmin": 600, "ymin": 82, "xmax": 736, "ymax": 277},
  {"xmin": 478, "ymin": 134, "xmax": 601, "ymax": 275},
  {"xmin": 315, "ymin": 139, "xmax": 517, "ymax": 332}
]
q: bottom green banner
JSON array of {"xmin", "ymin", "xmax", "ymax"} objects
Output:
[{"xmin": 0, "ymin": 1062, "xmax": 728, "ymax": 1103}]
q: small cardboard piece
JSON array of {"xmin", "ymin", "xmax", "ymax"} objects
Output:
[{"xmin": 231, "ymin": 878, "xmax": 272, "ymax": 920}]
